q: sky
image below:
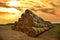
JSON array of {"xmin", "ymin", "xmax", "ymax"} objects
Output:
[{"xmin": 0, "ymin": 0, "xmax": 60, "ymax": 24}]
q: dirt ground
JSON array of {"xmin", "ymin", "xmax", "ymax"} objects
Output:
[{"xmin": 0, "ymin": 26, "xmax": 59, "ymax": 40}]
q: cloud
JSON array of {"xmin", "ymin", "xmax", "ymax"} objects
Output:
[
  {"xmin": 0, "ymin": 0, "xmax": 60, "ymax": 23},
  {"xmin": 0, "ymin": 3, "xmax": 9, "ymax": 8},
  {"xmin": 39, "ymin": 8, "xmax": 56, "ymax": 15}
]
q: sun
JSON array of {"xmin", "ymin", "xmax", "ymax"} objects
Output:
[
  {"xmin": 7, "ymin": 0, "xmax": 21, "ymax": 7},
  {"xmin": 5, "ymin": 0, "xmax": 22, "ymax": 15}
]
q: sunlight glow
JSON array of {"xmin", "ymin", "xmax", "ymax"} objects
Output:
[
  {"xmin": 7, "ymin": 1, "xmax": 21, "ymax": 7},
  {"xmin": 0, "ymin": 0, "xmax": 22, "ymax": 21},
  {"xmin": 0, "ymin": 7, "xmax": 20, "ymax": 14},
  {"xmin": 0, "ymin": 7, "xmax": 22, "ymax": 21}
]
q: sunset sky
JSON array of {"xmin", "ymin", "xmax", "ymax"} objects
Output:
[{"xmin": 0, "ymin": 0, "xmax": 60, "ymax": 24}]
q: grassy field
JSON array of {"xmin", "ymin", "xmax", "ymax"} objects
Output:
[
  {"xmin": 0, "ymin": 23, "xmax": 60, "ymax": 35},
  {"xmin": 0, "ymin": 23, "xmax": 13, "ymax": 26},
  {"xmin": 50, "ymin": 24, "xmax": 60, "ymax": 36}
]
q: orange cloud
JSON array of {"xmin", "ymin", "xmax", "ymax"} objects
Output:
[{"xmin": 0, "ymin": 0, "xmax": 60, "ymax": 24}]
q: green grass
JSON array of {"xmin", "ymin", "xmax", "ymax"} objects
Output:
[
  {"xmin": 0, "ymin": 23, "xmax": 13, "ymax": 26},
  {"xmin": 51, "ymin": 24, "xmax": 60, "ymax": 36}
]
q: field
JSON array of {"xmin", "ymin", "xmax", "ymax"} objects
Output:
[
  {"xmin": 51, "ymin": 24, "xmax": 60, "ymax": 35},
  {"xmin": 0, "ymin": 23, "xmax": 60, "ymax": 35},
  {"xmin": 0, "ymin": 23, "xmax": 13, "ymax": 26},
  {"xmin": 0, "ymin": 23, "xmax": 60, "ymax": 40},
  {"xmin": 51, "ymin": 24, "xmax": 60, "ymax": 40}
]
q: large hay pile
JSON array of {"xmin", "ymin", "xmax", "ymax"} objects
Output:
[{"xmin": 12, "ymin": 9, "xmax": 52, "ymax": 37}]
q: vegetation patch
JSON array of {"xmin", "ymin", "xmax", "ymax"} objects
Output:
[
  {"xmin": 50, "ymin": 24, "xmax": 60, "ymax": 36},
  {"xmin": 0, "ymin": 23, "xmax": 14, "ymax": 26}
]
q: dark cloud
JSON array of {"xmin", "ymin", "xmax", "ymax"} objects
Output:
[
  {"xmin": 38, "ymin": 8, "xmax": 56, "ymax": 15},
  {"xmin": 30, "ymin": 8, "xmax": 37, "ymax": 11},
  {"xmin": 30, "ymin": 8, "xmax": 56, "ymax": 15},
  {"xmin": 0, "ymin": 3, "xmax": 6, "ymax": 7},
  {"xmin": 50, "ymin": 3, "xmax": 57, "ymax": 7}
]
